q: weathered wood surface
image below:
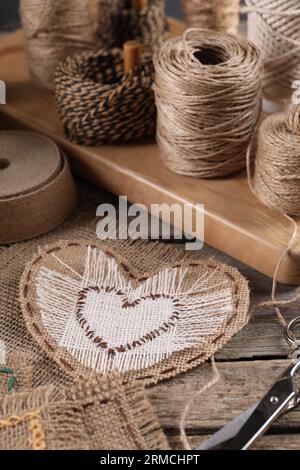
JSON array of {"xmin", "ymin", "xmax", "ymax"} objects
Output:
[{"xmin": 148, "ymin": 245, "xmax": 300, "ymax": 450}]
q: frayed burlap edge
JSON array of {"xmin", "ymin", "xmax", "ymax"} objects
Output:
[
  {"xmin": 20, "ymin": 239, "xmax": 250, "ymax": 387},
  {"xmin": 0, "ymin": 373, "xmax": 169, "ymax": 450}
]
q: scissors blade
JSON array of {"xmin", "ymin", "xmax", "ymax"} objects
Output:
[
  {"xmin": 225, "ymin": 374, "xmax": 295, "ymax": 450},
  {"xmin": 197, "ymin": 362, "xmax": 298, "ymax": 450},
  {"xmin": 196, "ymin": 404, "xmax": 258, "ymax": 450}
]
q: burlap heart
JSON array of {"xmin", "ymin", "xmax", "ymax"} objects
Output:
[{"xmin": 20, "ymin": 240, "xmax": 250, "ymax": 385}]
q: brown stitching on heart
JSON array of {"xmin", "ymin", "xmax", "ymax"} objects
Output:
[
  {"xmin": 60, "ymin": 358, "xmax": 75, "ymax": 371},
  {"xmin": 44, "ymin": 340, "xmax": 55, "ymax": 352},
  {"xmin": 45, "ymin": 247, "xmax": 61, "ymax": 255},
  {"xmin": 161, "ymin": 367, "xmax": 176, "ymax": 374},
  {"xmin": 23, "ymin": 284, "xmax": 29, "ymax": 297},
  {"xmin": 75, "ymin": 286, "xmax": 182, "ymax": 356},
  {"xmin": 31, "ymin": 255, "xmax": 43, "ymax": 267},
  {"xmin": 186, "ymin": 352, "xmax": 205, "ymax": 363},
  {"xmin": 26, "ymin": 303, "xmax": 34, "ymax": 317},
  {"xmin": 20, "ymin": 240, "xmax": 247, "ymax": 382}
]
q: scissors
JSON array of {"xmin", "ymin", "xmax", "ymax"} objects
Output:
[{"xmin": 196, "ymin": 316, "xmax": 300, "ymax": 450}]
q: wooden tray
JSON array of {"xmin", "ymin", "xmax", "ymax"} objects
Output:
[{"xmin": 0, "ymin": 22, "xmax": 299, "ymax": 285}]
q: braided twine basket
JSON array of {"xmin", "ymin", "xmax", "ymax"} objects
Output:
[
  {"xmin": 55, "ymin": 48, "xmax": 156, "ymax": 145},
  {"xmin": 97, "ymin": 0, "xmax": 167, "ymax": 51}
]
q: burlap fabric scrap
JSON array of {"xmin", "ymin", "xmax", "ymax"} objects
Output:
[
  {"xmin": 55, "ymin": 48, "xmax": 156, "ymax": 145},
  {"xmin": 0, "ymin": 354, "xmax": 33, "ymax": 400},
  {"xmin": 0, "ymin": 373, "xmax": 169, "ymax": 450},
  {"xmin": 0, "ymin": 189, "xmax": 249, "ymax": 390},
  {"xmin": 96, "ymin": 0, "xmax": 167, "ymax": 51},
  {"xmin": 20, "ymin": 239, "xmax": 249, "ymax": 386}
]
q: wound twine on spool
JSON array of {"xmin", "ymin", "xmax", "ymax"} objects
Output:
[
  {"xmin": 96, "ymin": 0, "xmax": 167, "ymax": 52},
  {"xmin": 246, "ymin": 0, "xmax": 300, "ymax": 100},
  {"xmin": 153, "ymin": 28, "xmax": 263, "ymax": 179},
  {"xmin": 182, "ymin": 0, "xmax": 240, "ymax": 35},
  {"xmin": 0, "ymin": 131, "xmax": 77, "ymax": 244},
  {"xmin": 253, "ymin": 105, "xmax": 300, "ymax": 216},
  {"xmin": 247, "ymin": 105, "xmax": 300, "ymax": 330},
  {"xmin": 55, "ymin": 42, "xmax": 156, "ymax": 145},
  {"xmin": 20, "ymin": 0, "xmax": 95, "ymax": 90}
]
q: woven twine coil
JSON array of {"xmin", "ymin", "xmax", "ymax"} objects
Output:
[
  {"xmin": 0, "ymin": 131, "xmax": 77, "ymax": 244},
  {"xmin": 20, "ymin": 0, "xmax": 95, "ymax": 90},
  {"xmin": 153, "ymin": 28, "xmax": 263, "ymax": 178},
  {"xmin": 253, "ymin": 105, "xmax": 300, "ymax": 216},
  {"xmin": 182, "ymin": 0, "xmax": 240, "ymax": 35},
  {"xmin": 55, "ymin": 48, "xmax": 156, "ymax": 145},
  {"xmin": 246, "ymin": 0, "xmax": 300, "ymax": 100},
  {"xmin": 96, "ymin": 0, "xmax": 167, "ymax": 52}
]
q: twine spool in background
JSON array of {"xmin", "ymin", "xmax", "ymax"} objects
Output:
[
  {"xmin": 153, "ymin": 28, "xmax": 263, "ymax": 179},
  {"xmin": 182, "ymin": 0, "xmax": 240, "ymax": 35},
  {"xmin": 96, "ymin": 0, "xmax": 167, "ymax": 51},
  {"xmin": 55, "ymin": 41, "xmax": 156, "ymax": 145},
  {"xmin": 246, "ymin": 0, "xmax": 300, "ymax": 101},
  {"xmin": 0, "ymin": 131, "xmax": 77, "ymax": 244},
  {"xmin": 20, "ymin": 0, "xmax": 95, "ymax": 90},
  {"xmin": 253, "ymin": 105, "xmax": 300, "ymax": 216}
]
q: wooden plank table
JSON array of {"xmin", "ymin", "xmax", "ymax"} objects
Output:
[
  {"xmin": 0, "ymin": 26, "xmax": 300, "ymax": 285},
  {"xmin": 0, "ymin": 24, "xmax": 300, "ymax": 450},
  {"xmin": 146, "ymin": 237, "xmax": 299, "ymax": 450}
]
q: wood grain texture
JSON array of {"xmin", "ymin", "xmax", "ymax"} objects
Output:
[
  {"xmin": 0, "ymin": 23, "xmax": 300, "ymax": 284},
  {"xmin": 149, "ymin": 360, "xmax": 300, "ymax": 432}
]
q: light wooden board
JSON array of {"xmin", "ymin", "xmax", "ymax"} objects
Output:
[{"xmin": 0, "ymin": 24, "xmax": 300, "ymax": 284}]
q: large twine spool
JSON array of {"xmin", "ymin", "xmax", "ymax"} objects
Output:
[
  {"xmin": 153, "ymin": 29, "xmax": 263, "ymax": 179},
  {"xmin": 20, "ymin": 0, "xmax": 95, "ymax": 90},
  {"xmin": 246, "ymin": 0, "xmax": 300, "ymax": 100},
  {"xmin": 253, "ymin": 105, "xmax": 300, "ymax": 216},
  {"xmin": 182, "ymin": 0, "xmax": 240, "ymax": 35}
]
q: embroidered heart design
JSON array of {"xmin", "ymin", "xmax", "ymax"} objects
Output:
[
  {"xmin": 20, "ymin": 241, "xmax": 250, "ymax": 385},
  {"xmin": 76, "ymin": 286, "xmax": 181, "ymax": 355}
]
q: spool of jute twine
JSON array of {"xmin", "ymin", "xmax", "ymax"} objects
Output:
[
  {"xmin": 252, "ymin": 105, "xmax": 300, "ymax": 216},
  {"xmin": 153, "ymin": 28, "xmax": 263, "ymax": 179},
  {"xmin": 245, "ymin": 0, "xmax": 300, "ymax": 100},
  {"xmin": 182, "ymin": 0, "xmax": 240, "ymax": 35},
  {"xmin": 55, "ymin": 41, "xmax": 156, "ymax": 145},
  {"xmin": 0, "ymin": 131, "xmax": 77, "ymax": 244},
  {"xmin": 20, "ymin": 0, "xmax": 95, "ymax": 90},
  {"xmin": 96, "ymin": 0, "xmax": 167, "ymax": 52}
]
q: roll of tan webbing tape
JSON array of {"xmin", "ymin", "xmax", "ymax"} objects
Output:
[{"xmin": 0, "ymin": 131, "xmax": 78, "ymax": 244}]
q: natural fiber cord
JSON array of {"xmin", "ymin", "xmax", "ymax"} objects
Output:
[
  {"xmin": 55, "ymin": 48, "xmax": 156, "ymax": 145},
  {"xmin": 96, "ymin": 0, "xmax": 167, "ymax": 51},
  {"xmin": 20, "ymin": 0, "xmax": 95, "ymax": 90},
  {"xmin": 154, "ymin": 28, "xmax": 263, "ymax": 178},
  {"xmin": 182, "ymin": 0, "xmax": 240, "ymax": 35},
  {"xmin": 253, "ymin": 105, "xmax": 300, "ymax": 216},
  {"xmin": 246, "ymin": 0, "xmax": 300, "ymax": 100}
]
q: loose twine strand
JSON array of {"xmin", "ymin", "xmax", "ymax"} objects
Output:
[
  {"xmin": 247, "ymin": 105, "xmax": 300, "ymax": 328},
  {"xmin": 179, "ymin": 105, "xmax": 300, "ymax": 449},
  {"xmin": 182, "ymin": 0, "xmax": 240, "ymax": 35},
  {"xmin": 20, "ymin": 0, "xmax": 95, "ymax": 90},
  {"xmin": 245, "ymin": 0, "xmax": 300, "ymax": 99},
  {"xmin": 153, "ymin": 28, "xmax": 263, "ymax": 179},
  {"xmin": 179, "ymin": 356, "xmax": 220, "ymax": 450}
]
